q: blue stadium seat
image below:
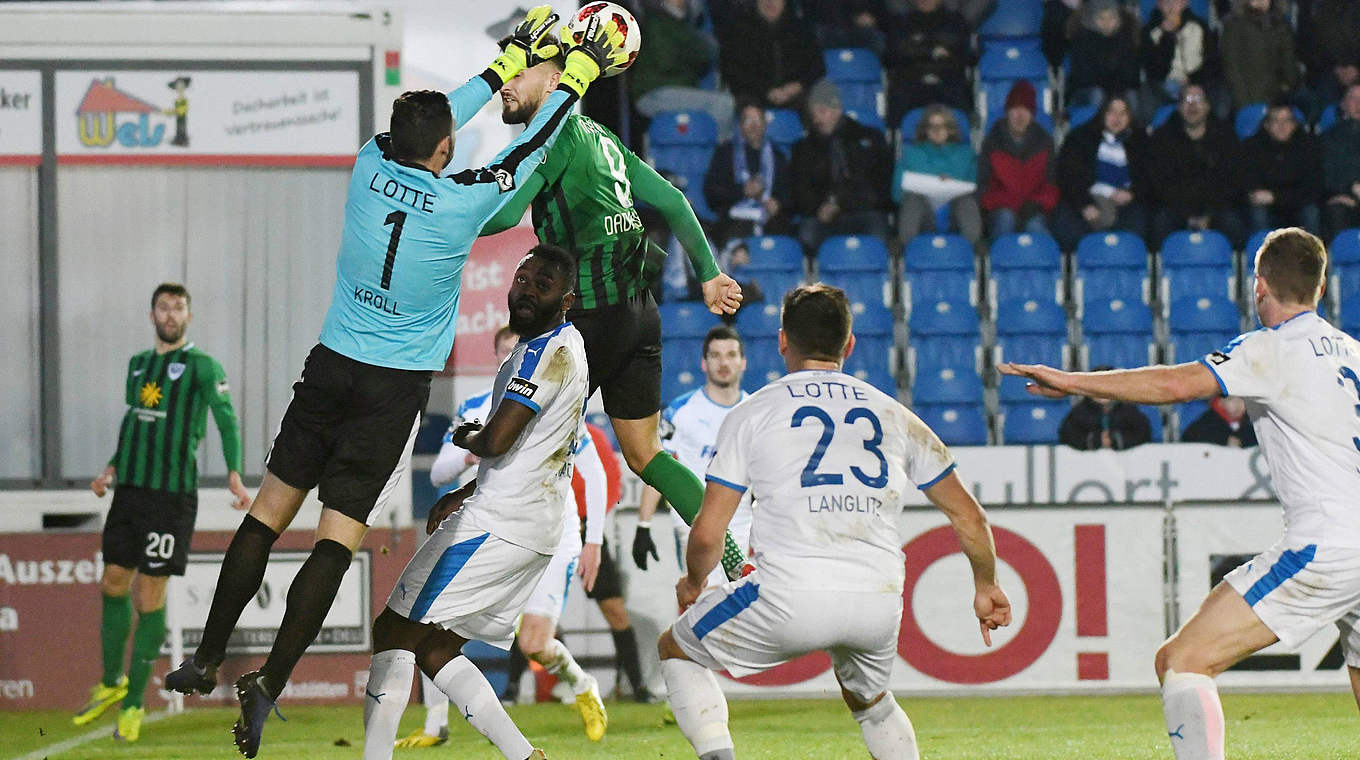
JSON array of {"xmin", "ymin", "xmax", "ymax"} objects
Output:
[
  {"xmin": 847, "ymin": 302, "xmax": 895, "ymax": 366},
  {"xmin": 1245, "ymin": 230, "xmax": 1270, "ymax": 259},
  {"xmin": 1331, "ymin": 228, "xmax": 1360, "ymax": 267},
  {"xmin": 1067, "ymin": 102, "xmax": 1100, "ymax": 130},
  {"xmin": 736, "ymin": 301, "xmax": 783, "ymax": 337},
  {"xmin": 1085, "ymin": 333, "xmax": 1156, "ymax": 369},
  {"xmin": 827, "ymin": 273, "xmax": 888, "ymax": 308},
  {"xmin": 741, "ymin": 337, "xmax": 784, "ymax": 390},
  {"xmin": 739, "ymin": 268, "xmax": 805, "ymax": 304},
  {"xmin": 904, "ymin": 232, "xmax": 975, "ymax": 271},
  {"xmin": 743, "ymin": 235, "xmax": 805, "ymax": 272},
  {"xmin": 648, "ymin": 110, "xmax": 719, "ymax": 221},
  {"xmin": 1341, "ymin": 294, "xmax": 1360, "ymax": 333},
  {"xmin": 1163, "ymin": 267, "xmax": 1235, "ymax": 305},
  {"xmin": 1083, "ymin": 296, "xmax": 1154, "ymax": 334},
  {"xmin": 853, "ymin": 301, "xmax": 895, "ymax": 334},
  {"xmin": 900, "ymin": 106, "xmax": 971, "ymax": 143},
  {"xmin": 649, "ymin": 109, "xmax": 719, "ymax": 149},
  {"xmin": 996, "ymin": 334, "xmax": 1069, "ymax": 400},
  {"xmin": 824, "ymin": 48, "xmax": 884, "ymax": 129},
  {"xmin": 904, "ymin": 233, "xmax": 976, "ymax": 310},
  {"xmin": 818, "ymin": 234, "xmax": 891, "ymax": 273},
  {"xmin": 1160, "ymin": 229, "xmax": 1233, "ymax": 267},
  {"xmin": 1166, "ymin": 295, "xmax": 1241, "ymax": 362},
  {"xmin": 1317, "ymin": 103, "xmax": 1339, "ymax": 134},
  {"xmin": 1077, "ymin": 268, "xmax": 1148, "ymax": 310},
  {"xmin": 916, "ymin": 404, "xmax": 990, "ymax": 446},
  {"xmin": 978, "ymin": 39, "xmax": 1048, "ymax": 81},
  {"xmin": 1142, "ymin": 405, "xmax": 1165, "ymax": 442},
  {"xmin": 990, "ymin": 232, "xmax": 1063, "ymax": 304},
  {"xmin": 1082, "ymin": 298, "xmax": 1155, "ymax": 368},
  {"xmin": 978, "ymin": 0, "xmax": 1042, "ymax": 38},
  {"xmin": 1175, "ymin": 399, "xmax": 1210, "ymax": 439},
  {"xmin": 765, "ymin": 108, "xmax": 804, "ymax": 155},
  {"xmin": 980, "ymin": 78, "xmax": 1054, "ymax": 132},
  {"xmin": 1001, "ymin": 401, "xmax": 1069, "ymax": 444},
  {"xmin": 904, "ymin": 269, "xmax": 975, "ymax": 310},
  {"xmin": 414, "ymin": 413, "xmax": 451, "ymax": 455},
  {"xmin": 912, "ymin": 363, "xmax": 984, "ymax": 404},
  {"xmin": 661, "ymin": 337, "xmax": 705, "ymax": 402},
  {"xmin": 659, "ymin": 301, "xmax": 723, "ymax": 339},
  {"xmin": 993, "ymin": 268, "xmax": 1064, "ymax": 305},
  {"xmin": 909, "ymin": 299, "xmax": 980, "ymax": 338},
  {"xmin": 1076, "ymin": 230, "xmax": 1149, "ymax": 269},
  {"xmin": 1150, "ymin": 103, "xmax": 1176, "ymax": 130},
  {"xmin": 846, "ymin": 365, "xmax": 897, "ymax": 396},
  {"xmin": 845, "ymin": 105, "xmax": 886, "ymax": 131},
  {"xmin": 1232, "ymin": 104, "xmax": 1304, "ymax": 139},
  {"xmin": 908, "ymin": 335, "xmax": 978, "ymax": 376},
  {"xmin": 995, "ymin": 297, "xmax": 1067, "ymax": 335}
]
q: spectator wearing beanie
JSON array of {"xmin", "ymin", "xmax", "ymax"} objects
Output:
[{"xmin": 979, "ymin": 80, "xmax": 1059, "ymax": 239}]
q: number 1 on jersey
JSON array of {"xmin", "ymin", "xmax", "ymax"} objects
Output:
[{"xmin": 381, "ymin": 210, "xmax": 406, "ymax": 290}]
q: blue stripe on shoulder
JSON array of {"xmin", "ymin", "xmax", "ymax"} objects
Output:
[
  {"xmin": 662, "ymin": 388, "xmax": 700, "ymax": 422},
  {"xmin": 516, "ymin": 322, "xmax": 569, "ymax": 380},
  {"xmin": 692, "ymin": 582, "xmax": 760, "ymax": 640},
  {"xmin": 1242, "ymin": 545, "xmax": 1317, "ymax": 606}
]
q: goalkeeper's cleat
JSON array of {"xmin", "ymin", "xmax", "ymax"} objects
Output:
[
  {"xmin": 394, "ymin": 726, "xmax": 448, "ymax": 748},
  {"xmin": 232, "ymin": 671, "xmax": 285, "ymax": 758},
  {"xmin": 720, "ymin": 533, "xmax": 746, "ymax": 581},
  {"xmin": 574, "ymin": 675, "xmax": 608, "ymax": 742},
  {"xmin": 113, "ymin": 706, "xmax": 144, "ymax": 742},
  {"xmin": 165, "ymin": 658, "xmax": 218, "ymax": 696},
  {"xmin": 528, "ymin": 750, "xmax": 549, "ymax": 759},
  {"xmin": 72, "ymin": 675, "xmax": 127, "ymax": 725}
]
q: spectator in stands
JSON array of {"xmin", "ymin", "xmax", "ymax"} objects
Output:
[
  {"xmin": 883, "ymin": 0, "xmax": 973, "ymax": 128},
  {"xmin": 1040, "ymin": 0, "xmax": 1081, "ymax": 69},
  {"xmin": 719, "ymin": 0, "xmax": 826, "ymax": 110},
  {"xmin": 1059, "ymin": 374, "xmax": 1154, "ymax": 450},
  {"xmin": 801, "ymin": 0, "xmax": 886, "ymax": 53},
  {"xmin": 1052, "ymin": 94, "xmax": 1150, "ymax": 250},
  {"xmin": 1146, "ymin": 82, "xmax": 1246, "ymax": 249},
  {"xmin": 791, "ymin": 79, "xmax": 893, "ymax": 255},
  {"xmin": 631, "ymin": 0, "xmax": 735, "ymax": 134},
  {"xmin": 1066, "ymin": 0, "xmax": 1140, "ymax": 109},
  {"xmin": 893, "ymin": 103, "xmax": 983, "ymax": 249},
  {"xmin": 704, "ymin": 101, "xmax": 793, "ymax": 247},
  {"xmin": 1182, "ymin": 396, "xmax": 1258, "ymax": 447},
  {"xmin": 1219, "ymin": 0, "xmax": 1300, "ymax": 111},
  {"xmin": 1240, "ymin": 100, "xmax": 1324, "ymax": 235},
  {"xmin": 1322, "ymin": 84, "xmax": 1360, "ymax": 240},
  {"xmin": 1139, "ymin": 0, "xmax": 1219, "ymax": 124},
  {"xmin": 1302, "ymin": 0, "xmax": 1360, "ymax": 107},
  {"xmin": 978, "ymin": 80, "xmax": 1059, "ymax": 239},
  {"xmin": 947, "ymin": 0, "xmax": 997, "ymax": 27}
]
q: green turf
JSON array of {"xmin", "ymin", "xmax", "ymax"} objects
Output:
[{"xmin": 4, "ymin": 692, "xmax": 1355, "ymax": 759}]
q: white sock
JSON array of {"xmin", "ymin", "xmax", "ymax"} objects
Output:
[
  {"xmin": 1161, "ymin": 670, "xmax": 1225, "ymax": 760},
  {"xmin": 433, "ymin": 655, "xmax": 533, "ymax": 760},
  {"xmin": 535, "ymin": 638, "xmax": 589, "ymax": 693},
  {"xmin": 362, "ymin": 649, "xmax": 415, "ymax": 760},
  {"xmin": 421, "ymin": 670, "xmax": 449, "ymax": 736},
  {"xmin": 662, "ymin": 658, "xmax": 734, "ymax": 759},
  {"xmin": 851, "ymin": 692, "xmax": 918, "ymax": 760}
]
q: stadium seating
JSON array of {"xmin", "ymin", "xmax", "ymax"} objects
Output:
[
  {"xmin": 1340, "ymin": 294, "xmax": 1360, "ymax": 333},
  {"xmin": 994, "ymin": 298, "xmax": 1069, "ymax": 401},
  {"xmin": 907, "ymin": 298, "xmax": 981, "ymax": 378},
  {"xmin": 844, "ymin": 301, "xmax": 896, "ymax": 378},
  {"xmin": 823, "ymin": 48, "xmax": 884, "ymax": 129},
  {"xmin": 1149, "ymin": 103, "xmax": 1176, "ymax": 130},
  {"xmin": 1141, "ymin": 405, "xmax": 1166, "ymax": 442},
  {"xmin": 899, "ymin": 106, "xmax": 971, "ymax": 143},
  {"xmin": 903, "ymin": 233, "xmax": 976, "ymax": 312},
  {"xmin": 736, "ymin": 300, "xmax": 782, "ymax": 336},
  {"xmin": 765, "ymin": 108, "xmax": 804, "ymax": 156},
  {"xmin": 661, "ymin": 337, "xmax": 705, "ymax": 402},
  {"xmin": 648, "ymin": 110, "xmax": 720, "ymax": 221},
  {"xmin": 1000, "ymin": 400, "xmax": 1069, "ymax": 444},
  {"xmin": 1082, "ymin": 298, "xmax": 1156, "ymax": 368},
  {"xmin": 1160, "ymin": 230, "xmax": 1235, "ymax": 306},
  {"xmin": 1232, "ymin": 104, "xmax": 1304, "ymax": 139},
  {"xmin": 736, "ymin": 267, "xmax": 804, "ymax": 305},
  {"xmin": 1174, "ymin": 399, "xmax": 1210, "ymax": 440},
  {"xmin": 743, "ymin": 234, "xmax": 804, "ymax": 271},
  {"xmin": 659, "ymin": 300, "xmax": 723, "ymax": 339},
  {"xmin": 1074, "ymin": 231, "xmax": 1150, "ymax": 313},
  {"xmin": 916, "ymin": 404, "xmax": 990, "ymax": 446},
  {"xmin": 846, "ymin": 365, "xmax": 898, "ymax": 397},
  {"xmin": 989, "ymin": 232, "xmax": 1063, "ymax": 305},
  {"xmin": 978, "ymin": 38, "xmax": 1048, "ymax": 81},
  {"xmin": 1166, "ymin": 295, "xmax": 1242, "ymax": 362},
  {"xmin": 1317, "ymin": 103, "xmax": 1339, "ymax": 134},
  {"xmin": 1066, "ymin": 102, "xmax": 1100, "ymax": 130},
  {"xmin": 414, "ymin": 413, "xmax": 451, "ymax": 455},
  {"xmin": 817, "ymin": 234, "xmax": 891, "ymax": 307},
  {"xmin": 1076, "ymin": 230, "xmax": 1149, "ymax": 269},
  {"xmin": 911, "ymin": 363, "xmax": 984, "ymax": 405},
  {"xmin": 977, "ymin": 0, "xmax": 1042, "ymax": 38},
  {"xmin": 1245, "ymin": 230, "xmax": 1269, "ymax": 259},
  {"xmin": 1329, "ymin": 228, "xmax": 1360, "ymax": 305}
]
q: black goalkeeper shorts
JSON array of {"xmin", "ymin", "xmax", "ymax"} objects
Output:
[{"xmin": 568, "ymin": 291, "xmax": 662, "ymax": 420}]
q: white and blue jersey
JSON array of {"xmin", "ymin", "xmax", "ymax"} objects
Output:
[
  {"xmin": 661, "ymin": 387, "xmax": 754, "ymax": 558},
  {"xmin": 704, "ymin": 370, "xmax": 955, "ymax": 591},
  {"xmin": 430, "ymin": 389, "xmax": 494, "ymax": 492},
  {"xmin": 319, "ymin": 74, "xmax": 578, "ymax": 370}
]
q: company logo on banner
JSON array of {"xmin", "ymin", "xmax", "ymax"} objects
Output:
[
  {"xmin": 0, "ymin": 70, "xmax": 41, "ymax": 164},
  {"xmin": 171, "ymin": 550, "xmax": 371, "ymax": 654},
  {"xmin": 443, "ymin": 226, "xmax": 539, "ymax": 376},
  {"xmin": 55, "ymin": 70, "xmax": 359, "ymax": 164}
]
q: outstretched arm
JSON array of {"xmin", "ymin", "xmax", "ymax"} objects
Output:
[
  {"xmin": 921, "ymin": 470, "xmax": 1011, "ymax": 645},
  {"xmin": 997, "ymin": 361, "xmax": 1221, "ymax": 405}
]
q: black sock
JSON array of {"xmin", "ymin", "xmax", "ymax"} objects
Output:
[
  {"xmin": 611, "ymin": 627, "xmax": 644, "ymax": 695},
  {"xmin": 259, "ymin": 539, "xmax": 352, "ymax": 699},
  {"xmin": 195, "ymin": 514, "xmax": 279, "ymax": 667},
  {"xmin": 504, "ymin": 635, "xmax": 528, "ymax": 698}
]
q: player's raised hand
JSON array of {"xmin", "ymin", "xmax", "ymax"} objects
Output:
[
  {"xmin": 490, "ymin": 6, "xmax": 561, "ymax": 82},
  {"xmin": 997, "ymin": 361, "xmax": 1072, "ymax": 399},
  {"xmin": 450, "ymin": 420, "xmax": 484, "ymax": 449},
  {"xmin": 701, "ymin": 273, "xmax": 744, "ymax": 315},
  {"xmin": 227, "ymin": 471, "xmax": 252, "ymax": 511},
  {"xmin": 578, "ymin": 542, "xmax": 602, "ymax": 592},
  {"xmin": 558, "ymin": 14, "xmax": 628, "ymax": 97},
  {"xmin": 974, "ymin": 583, "xmax": 1012, "ymax": 647},
  {"xmin": 90, "ymin": 465, "xmax": 116, "ymax": 498}
]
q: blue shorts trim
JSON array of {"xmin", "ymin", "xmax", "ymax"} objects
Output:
[
  {"xmin": 409, "ymin": 532, "xmax": 491, "ymax": 621},
  {"xmin": 692, "ymin": 582, "xmax": 760, "ymax": 640},
  {"xmin": 1242, "ymin": 544, "xmax": 1317, "ymax": 607}
]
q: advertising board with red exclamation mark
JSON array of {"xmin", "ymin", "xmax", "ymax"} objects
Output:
[{"xmin": 1074, "ymin": 524, "xmax": 1109, "ymax": 680}]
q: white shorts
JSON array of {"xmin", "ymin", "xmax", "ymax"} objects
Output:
[
  {"xmin": 387, "ymin": 512, "xmax": 551, "ymax": 649},
  {"xmin": 671, "ymin": 570, "xmax": 903, "ymax": 702},
  {"xmin": 521, "ymin": 544, "xmax": 579, "ymax": 622},
  {"xmin": 1224, "ymin": 541, "xmax": 1360, "ymax": 662}
]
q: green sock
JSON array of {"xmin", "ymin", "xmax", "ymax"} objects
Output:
[
  {"xmin": 639, "ymin": 452, "xmax": 747, "ymax": 580},
  {"xmin": 124, "ymin": 606, "xmax": 166, "ymax": 709},
  {"xmin": 101, "ymin": 594, "xmax": 133, "ymax": 687}
]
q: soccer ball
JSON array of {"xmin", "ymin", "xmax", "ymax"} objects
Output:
[{"xmin": 566, "ymin": 1, "xmax": 641, "ymax": 78}]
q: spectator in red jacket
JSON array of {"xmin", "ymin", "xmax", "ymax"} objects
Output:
[{"xmin": 979, "ymin": 80, "xmax": 1059, "ymax": 239}]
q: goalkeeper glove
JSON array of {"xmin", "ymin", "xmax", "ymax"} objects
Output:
[
  {"xmin": 558, "ymin": 14, "xmax": 629, "ymax": 98},
  {"xmin": 488, "ymin": 5, "xmax": 561, "ymax": 84},
  {"xmin": 631, "ymin": 523, "xmax": 659, "ymax": 570}
]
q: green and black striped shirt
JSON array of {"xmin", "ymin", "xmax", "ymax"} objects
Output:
[{"xmin": 110, "ymin": 343, "xmax": 242, "ymax": 494}]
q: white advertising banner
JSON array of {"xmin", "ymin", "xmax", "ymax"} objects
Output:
[
  {"xmin": 1173, "ymin": 505, "xmax": 1349, "ymax": 688},
  {"xmin": 900, "ymin": 444, "xmax": 1277, "ymax": 507},
  {"xmin": 0, "ymin": 70, "xmax": 41, "ymax": 162},
  {"xmin": 717, "ymin": 508, "xmax": 1168, "ymax": 695},
  {"xmin": 55, "ymin": 70, "xmax": 359, "ymax": 164},
  {"xmin": 170, "ymin": 550, "xmax": 371, "ymax": 655}
]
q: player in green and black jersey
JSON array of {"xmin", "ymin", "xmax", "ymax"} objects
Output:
[
  {"xmin": 482, "ymin": 53, "xmax": 749, "ymax": 579},
  {"xmin": 74, "ymin": 282, "xmax": 250, "ymax": 742}
]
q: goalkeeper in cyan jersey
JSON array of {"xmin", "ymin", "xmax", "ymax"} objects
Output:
[{"xmin": 481, "ymin": 50, "xmax": 749, "ymax": 580}]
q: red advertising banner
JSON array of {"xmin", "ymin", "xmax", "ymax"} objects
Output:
[
  {"xmin": 442, "ymin": 226, "xmax": 539, "ymax": 376},
  {"xmin": 0, "ymin": 527, "xmax": 418, "ymax": 711}
]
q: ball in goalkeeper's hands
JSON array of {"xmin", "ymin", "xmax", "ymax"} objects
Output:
[{"xmin": 566, "ymin": 1, "xmax": 641, "ymax": 77}]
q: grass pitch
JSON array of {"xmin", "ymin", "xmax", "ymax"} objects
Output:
[{"xmin": 5, "ymin": 692, "xmax": 1356, "ymax": 759}]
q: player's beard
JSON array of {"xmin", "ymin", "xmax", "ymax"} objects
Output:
[
  {"xmin": 507, "ymin": 296, "xmax": 556, "ymax": 337},
  {"xmin": 155, "ymin": 321, "xmax": 185, "ymax": 344},
  {"xmin": 501, "ymin": 97, "xmax": 539, "ymax": 126}
]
